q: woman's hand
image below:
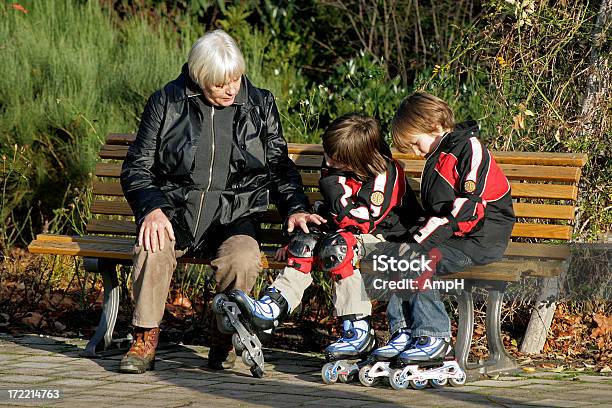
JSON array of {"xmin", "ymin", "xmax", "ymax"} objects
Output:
[
  {"xmin": 138, "ymin": 208, "xmax": 175, "ymax": 252},
  {"xmin": 286, "ymin": 212, "xmax": 327, "ymax": 234}
]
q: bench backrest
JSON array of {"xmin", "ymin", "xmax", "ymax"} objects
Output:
[{"xmin": 91, "ymin": 133, "xmax": 587, "ymax": 260}]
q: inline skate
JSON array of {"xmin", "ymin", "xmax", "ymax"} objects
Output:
[
  {"xmin": 387, "ymin": 337, "xmax": 466, "ymax": 390},
  {"xmin": 321, "ymin": 315, "xmax": 376, "ymax": 385},
  {"xmin": 212, "ymin": 287, "xmax": 289, "ymax": 378},
  {"xmin": 358, "ymin": 328, "xmax": 412, "ymax": 387}
]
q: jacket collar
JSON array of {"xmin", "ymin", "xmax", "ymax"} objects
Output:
[{"xmin": 170, "ymin": 63, "xmax": 254, "ymax": 108}]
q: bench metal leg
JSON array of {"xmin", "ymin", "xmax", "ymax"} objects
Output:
[
  {"xmin": 81, "ymin": 257, "xmax": 120, "ymax": 358},
  {"xmin": 484, "ymin": 283, "xmax": 518, "ymax": 375},
  {"xmin": 455, "ymin": 281, "xmax": 518, "ymax": 379},
  {"xmin": 455, "ymin": 283, "xmax": 475, "ymax": 373}
]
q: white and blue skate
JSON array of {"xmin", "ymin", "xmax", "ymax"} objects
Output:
[
  {"xmin": 387, "ymin": 337, "xmax": 467, "ymax": 390},
  {"xmin": 212, "ymin": 288, "xmax": 290, "ymax": 378},
  {"xmin": 212, "ymin": 292, "xmax": 266, "ymax": 378},
  {"xmin": 358, "ymin": 329, "xmax": 412, "ymax": 387},
  {"xmin": 321, "ymin": 316, "xmax": 376, "ymax": 385}
]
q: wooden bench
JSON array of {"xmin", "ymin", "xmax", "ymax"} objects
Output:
[{"xmin": 28, "ymin": 133, "xmax": 587, "ymax": 377}]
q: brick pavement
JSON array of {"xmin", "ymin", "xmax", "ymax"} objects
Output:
[{"xmin": 1, "ymin": 333, "xmax": 611, "ymax": 407}]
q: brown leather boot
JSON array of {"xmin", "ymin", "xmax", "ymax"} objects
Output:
[
  {"xmin": 207, "ymin": 314, "xmax": 236, "ymax": 370},
  {"xmin": 119, "ymin": 327, "xmax": 160, "ymax": 374}
]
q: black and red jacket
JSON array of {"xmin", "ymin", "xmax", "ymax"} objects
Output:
[
  {"xmin": 318, "ymin": 157, "xmax": 424, "ymax": 241},
  {"xmin": 414, "ymin": 121, "xmax": 515, "ymax": 264}
]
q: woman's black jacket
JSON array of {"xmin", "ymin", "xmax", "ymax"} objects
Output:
[{"xmin": 120, "ymin": 65, "xmax": 309, "ymax": 248}]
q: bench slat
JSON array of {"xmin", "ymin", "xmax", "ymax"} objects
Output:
[
  {"xmin": 87, "ymin": 219, "xmax": 135, "ymax": 235},
  {"xmin": 93, "ymin": 179, "xmax": 578, "ymax": 201},
  {"xmin": 288, "ymin": 155, "xmax": 583, "ymax": 182},
  {"xmin": 102, "ymin": 136, "xmax": 588, "ymax": 167},
  {"xmin": 90, "ymin": 200, "xmax": 133, "ymax": 216},
  {"xmin": 509, "ymin": 183, "xmax": 577, "ymax": 200},
  {"xmin": 34, "ymin": 233, "xmax": 570, "ymax": 260},
  {"xmin": 90, "ymin": 199, "xmax": 575, "ymax": 221},
  {"xmin": 278, "ymin": 173, "xmax": 579, "ymax": 200},
  {"xmin": 511, "ymin": 224, "xmax": 571, "ymax": 240},
  {"xmin": 86, "ymin": 215, "xmax": 572, "ymax": 240},
  {"xmin": 96, "ymin": 161, "xmax": 581, "ymax": 183},
  {"xmin": 28, "ymin": 235, "xmax": 563, "ymax": 282},
  {"xmin": 36, "ymin": 233, "xmax": 570, "ymax": 260}
]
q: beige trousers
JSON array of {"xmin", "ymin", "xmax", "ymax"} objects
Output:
[
  {"xmin": 131, "ymin": 232, "xmax": 262, "ymax": 328},
  {"xmin": 271, "ymin": 234, "xmax": 381, "ymax": 318}
]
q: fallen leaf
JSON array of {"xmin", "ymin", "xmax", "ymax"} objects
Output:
[
  {"xmin": 522, "ymin": 367, "xmax": 536, "ymax": 372},
  {"xmin": 172, "ymin": 295, "xmax": 192, "ymax": 309},
  {"xmin": 552, "ymin": 365, "xmax": 565, "ymax": 373},
  {"xmin": 22, "ymin": 312, "xmax": 43, "ymax": 327},
  {"xmin": 600, "ymin": 366, "xmax": 612, "ymax": 373},
  {"xmin": 591, "ymin": 314, "xmax": 612, "ymax": 338}
]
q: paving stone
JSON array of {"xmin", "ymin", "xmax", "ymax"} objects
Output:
[
  {"xmin": 519, "ymin": 383, "xmax": 571, "ymax": 391},
  {"xmin": 10, "ymin": 362, "xmax": 66, "ymax": 370},
  {"xmin": 0, "ymin": 374, "xmax": 54, "ymax": 384},
  {"xmin": 44, "ymin": 378, "xmax": 111, "ymax": 388},
  {"xmin": 53, "ymin": 370, "xmax": 119, "ymax": 380},
  {"xmin": 152, "ymin": 378, "xmax": 223, "ymax": 388},
  {"xmin": 0, "ymin": 367, "xmax": 68, "ymax": 377},
  {"xmin": 523, "ymin": 399, "xmax": 596, "ymax": 407},
  {"xmin": 19, "ymin": 355, "xmax": 79, "ymax": 364},
  {"xmin": 470, "ymin": 379, "xmax": 536, "ymax": 388},
  {"xmin": 93, "ymin": 382, "xmax": 166, "ymax": 393},
  {"xmin": 520, "ymin": 371, "xmax": 569, "ymax": 378},
  {"xmin": 498, "ymin": 375, "xmax": 531, "ymax": 381},
  {"xmin": 556, "ymin": 391, "xmax": 612, "ymax": 404},
  {"xmin": 576, "ymin": 375, "xmax": 612, "ymax": 383},
  {"xmin": 0, "ymin": 354, "xmax": 23, "ymax": 363}
]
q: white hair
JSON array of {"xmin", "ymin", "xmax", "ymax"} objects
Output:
[{"xmin": 188, "ymin": 29, "xmax": 246, "ymax": 88}]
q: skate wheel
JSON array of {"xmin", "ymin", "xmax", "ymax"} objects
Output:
[
  {"xmin": 358, "ymin": 365, "xmax": 377, "ymax": 387},
  {"xmin": 212, "ymin": 294, "xmax": 228, "ymax": 314},
  {"xmin": 241, "ymin": 351, "xmax": 255, "ymax": 367},
  {"xmin": 250, "ymin": 365, "xmax": 264, "ymax": 378},
  {"xmin": 232, "ymin": 333, "xmax": 245, "ymax": 352},
  {"xmin": 388, "ymin": 368, "xmax": 409, "ymax": 390},
  {"xmin": 321, "ymin": 362, "xmax": 338, "ymax": 385},
  {"xmin": 409, "ymin": 379, "xmax": 428, "ymax": 390},
  {"xmin": 430, "ymin": 378, "xmax": 448, "ymax": 388},
  {"xmin": 449, "ymin": 370, "xmax": 467, "ymax": 387},
  {"xmin": 218, "ymin": 315, "xmax": 234, "ymax": 334}
]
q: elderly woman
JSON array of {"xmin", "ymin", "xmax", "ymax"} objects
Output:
[{"xmin": 119, "ymin": 29, "xmax": 323, "ymax": 374}]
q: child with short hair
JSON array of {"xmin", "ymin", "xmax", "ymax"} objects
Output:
[
  {"xmin": 227, "ymin": 112, "xmax": 424, "ymax": 361},
  {"xmin": 368, "ymin": 92, "xmax": 515, "ymax": 364}
]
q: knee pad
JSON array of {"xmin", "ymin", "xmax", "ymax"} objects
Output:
[
  {"xmin": 318, "ymin": 231, "xmax": 358, "ymax": 280},
  {"xmin": 286, "ymin": 229, "xmax": 324, "ymax": 273}
]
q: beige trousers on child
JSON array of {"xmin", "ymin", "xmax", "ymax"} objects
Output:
[{"xmin": 271, "ymin": 234, "xmax": 383, "ymax": 318}]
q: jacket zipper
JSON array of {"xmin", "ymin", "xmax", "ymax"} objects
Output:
[{"xmin": 193, "ymin": 107, "xmax": 216, "ymax": 237}]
